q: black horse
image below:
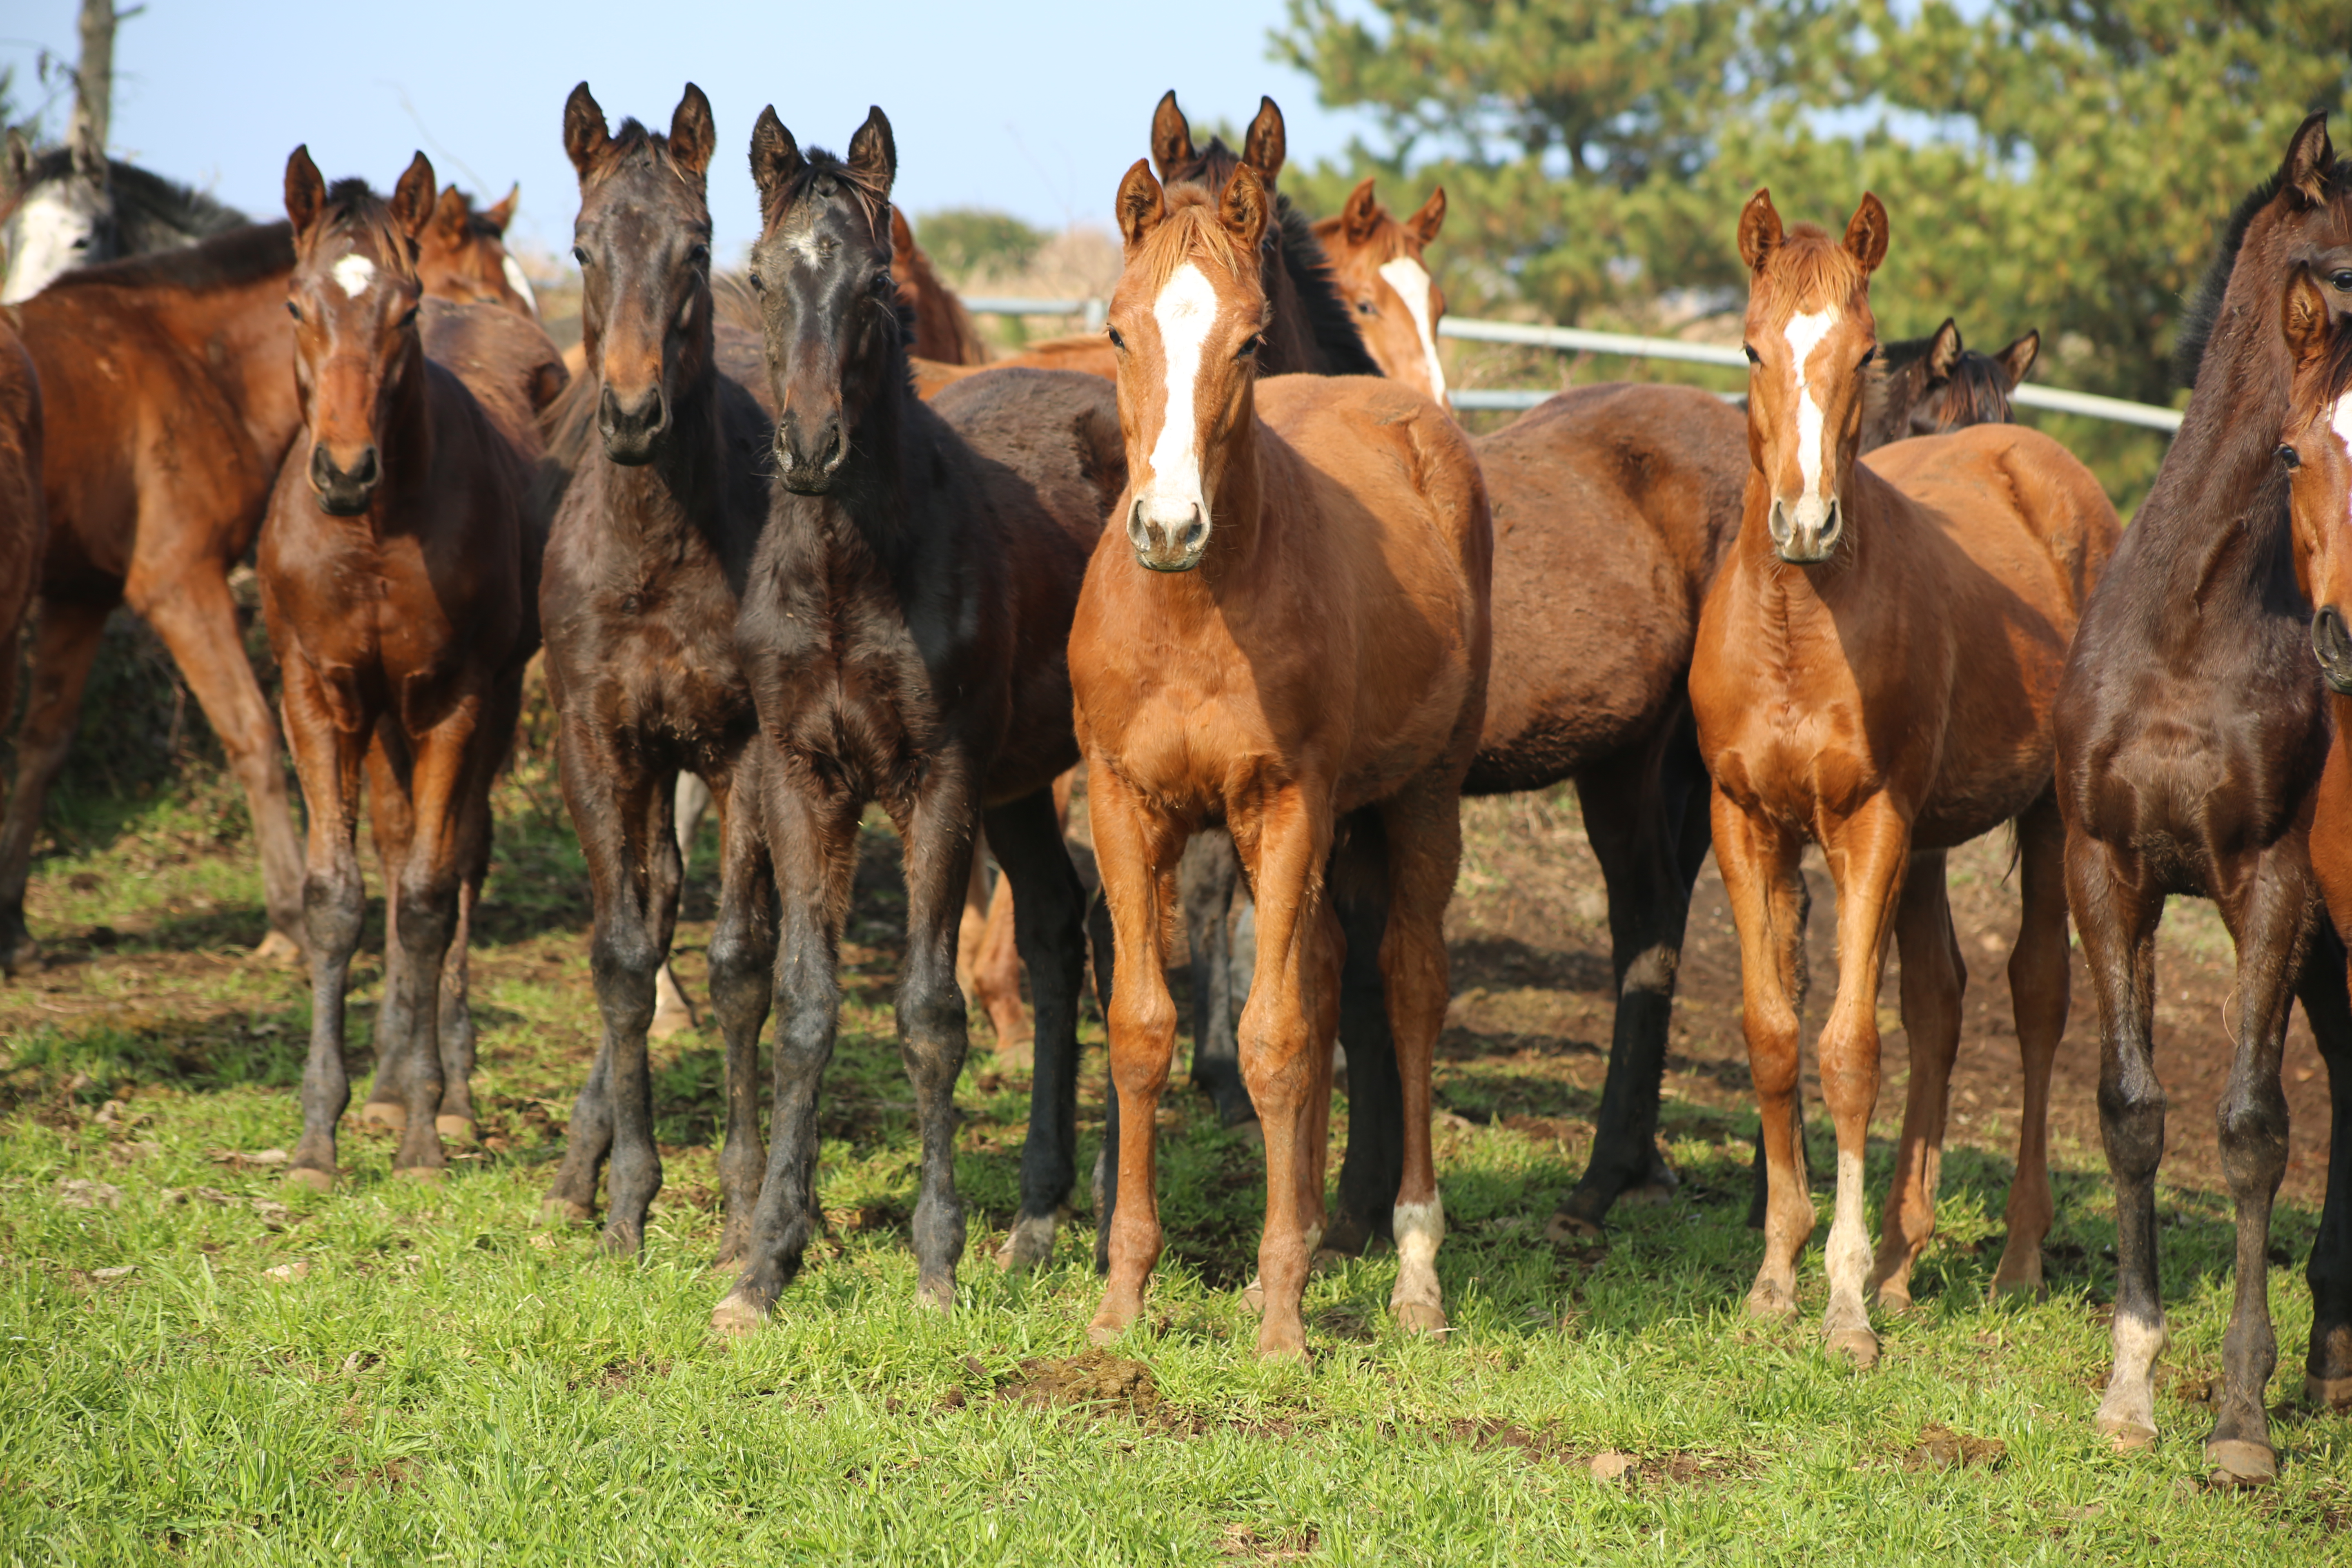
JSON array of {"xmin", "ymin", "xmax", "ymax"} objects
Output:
[
  {"xmin": 2053, "ymin": 111, "xmax": 2352, "ymax": 1485},
  {"xmin": 535, "ymin": 83, "xmax": 782, "ymax": 1263},
  {"xmin": 713, "ymin": 107, "xmax": 1111, "ymax": 1329}
]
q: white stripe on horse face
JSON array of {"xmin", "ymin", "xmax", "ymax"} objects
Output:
[
  {"xmin": 1784, "ymin": 308, "xmax": 1839, "ymax": 530},
  {"xmin": 2330, "ymin": 394, "xmax": 2352, "ymax": 533},
  {"xmin": 501, "ymin": 253, "xmax": 539, "ymax": 317},
  {"xmin": 1377, "ymin": 254, "xmax": 1446, "ymax": 403},
  {"xmin": 332, "ymin": 253, "xmax": 377, "ymax": 299},
  {"xmin": 1137, "ymin": 261, "xmax": 1220, "ymax": 534}
]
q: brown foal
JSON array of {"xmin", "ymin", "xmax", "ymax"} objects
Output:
[
  {"xmin": 266, "ymin": 150, "xmax": 550, "ymax": 1186},
  {"xmin": 1689, "ymin": 191, "xmax": 2117, "ymax": 1363},
  {"xmin": 1071, "ymin": 161, "xmax": 1490, "ymax": 1359}
]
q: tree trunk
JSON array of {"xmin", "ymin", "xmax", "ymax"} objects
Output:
[{"xmin": 68, "ymin": 0, "xmax": 116, "ymax": 175}]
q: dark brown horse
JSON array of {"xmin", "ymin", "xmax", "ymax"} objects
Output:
[
  {"xmin": 0, "ymin": 191, "xmax": 543, "ymax": 976},
  {"xmin": 265, "ymin": 150, "xmax": 550, "ymax": 1187},
  {"xmin": 2054, "ymin": 113, "xmax": 2352, "ymax": 1485},
  {"xmin": 533, "ymin": 82, "xmax": 784, "ymax": 1262},
  {"xmin": 710, "ymin": 107, "xmax": 1105, "ymax": 1330},
  {"xmin": 1075, "ymin": 161, "xmax": 1490, "ymax": 1356},
  {"xmin": 0, "ymin": 319, "xmax": 43, "ymax": 852},
  {"xmin": 1862, "ymin": 318, "xmax": 2039, "ymax": 448}
]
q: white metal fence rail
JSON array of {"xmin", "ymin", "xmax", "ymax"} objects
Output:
[{"xmin": 959, "ymin": 300, "xmax": 2187, "ymax": 433}]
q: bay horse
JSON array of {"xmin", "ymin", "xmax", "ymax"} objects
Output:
[
  {"xmin": 533, "ymin": 82, "xmax": 784, "ymax": 1262},
  {"xmin": 1074, "ymin": 158, "xmax": 1489, "ymax": 1358},
  {"xmin": 0, "ymin": 319, "xmax": 43, "ymax": 845},
  {"xmin": 416, "ymin": 183, "xmax": 538, "ymax": 319},
  {"xmin": 0, "ymin": 190, "xmax": 542, "ymax": 976},
  {"xmin": 1692, "ymin": 189, "xmax": 2116, "ymax": 1367},
  {"xmin": 891, "ymin": 206, "xmax": 989, "ymax": 365},
  {"xmin": 266, "ymin": 149, "xmax": 550, "ymax": 1187},
  {"xmin": 1310, "ymin": 178, "xmax": 1449, "ymax": 403},
  {"xmin": 2053, "ymin": 112, "xmax": 2352, "ymax": 1484},
  {"xmin": 0, "ymin": 134, "xmax": 244, "ymax": 303},
  {"xmin": 710, "ymin": 107, "xmax": 1105, "ymax": 1330}
]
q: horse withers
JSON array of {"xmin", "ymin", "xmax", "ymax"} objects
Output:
[
  {"xmin": 710, "ymin": 107, "xmax": 1103, "ymax": 1331},
  {"xmin": 2054, "ymin": 114, "xmax": 2352, "ymax": 1485},
  {"xmin": 1693, "ymin": 189, "xmax": 2117, "ymax": 1366},
  {"xmin": 265, "ymin": 149, "xmax": 552, "ymax": 1188},
  {"xmin": 1074, "ymin": 159, "xmax": 1489, "ymax": 1359}
]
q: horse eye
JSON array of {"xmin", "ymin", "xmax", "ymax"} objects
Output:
[
  {"xmin": 286, "ymin": 301, "xmax": 302, "ymax": 322},
  {"xmin": 688, "ymin": 244, "xmax": 711, "ymax": 267},
  {"xmin": 400, "ymin": 305, "xmax": 420, "ymax": 328},
  {"xmin": 2332, "ymin": 270, "xmax": 2352, "ymax": 292},
  {"xmin": 1238, "ymin": 333, "xmax": 1264, "ymax": 360},
  {"xmin": 571, "ymin": 246, "xmax": 589, "ymax": 267},
  {"xmin": 1356, "ymin": 299, "xmax": 1375, "ymax": 316},
  {"xmin": 1742, "ymin": 344, "xmax": 1761, "ymax": 365},
  {"xmin": 1860, "ymin": 346, "xmax": 1877, "ymax": 367},
  {"xmin": 1106, "ymin": 326, "xmax": 1125, "ymax": 351},
  {"xmin": 2281, "ymin": 443, "xmax": 2304, "ymax": 470},
  {"xmin": 748, "ymin": 270, "xmax": 765, "ymax": 294}
]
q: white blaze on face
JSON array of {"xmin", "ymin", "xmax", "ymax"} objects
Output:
[
  {"xmin": 1, "ymin": 189, "xmax": 98, "ymax": 304},
  {"xmin": 1376, "ymin": 254, "xmax": 1446, "ymax": 403},
  {"xmin": 1783, "ymin": 307, "xmax": 1840, "ymax": 532},
  {"xmin": 332, "ymin": 253, "xmax": 377, "ymax": 299},
  {"xmin": 501, "ymin": 253, "xmax": 539, "ymax": 317},
  {"xmin": 2332, "ymin": 393, "xmax": 2352, "ymax": 529},
  {"xmin": 1136, "ymin": 261, "xmax": 1220, "ymax": 537}
]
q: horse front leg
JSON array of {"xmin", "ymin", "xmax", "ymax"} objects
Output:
[
  {"xmin": 895, "ymin": 769, "xmax": 983, "ymax": 1310},
  {"xmin": 1992, "ymin": 793, "xmax": 2069, "ymax": 1298},
  {"xmin": 705, "ymin": 755, "xmax": 776, "ymax": 1269},
  {"xmin": 0, "ymin": 596, "xmax": 113, "ymax": 972},
  {"xmin": 1869, "ymin": 849, "xmax": 1961, "ymax": 1313},
  {"xmin": 358, "ymin": 729, "xmax": 417, "ymax": 1129},
  {"xmin": 279, "ymin": 661, "xmax": 370, "ymax": 1192},
  {"xmin": 986, "ymin": 786, "xmax": 1089, "ymax": 1272},
  {"xmin": 1381, "ymin": 775, "xmax": 1467, "ymax": 1336},
  {"xmin": 2295, "ymin": 921, "xmax": 2352, "ymax": 1409}
]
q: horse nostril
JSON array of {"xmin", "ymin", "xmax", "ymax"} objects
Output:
[
  {"xmin": 2316, "ymin": 606, "xmax": 2352, "ymax": 674},
  {"xmin": 349, "ymin": 446, "xmax": 378, "ymax": 486}
]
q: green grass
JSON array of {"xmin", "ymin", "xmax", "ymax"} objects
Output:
[{"xmin": 0, "ymin": 771, "xmax": 2345, "ymax": 1564}]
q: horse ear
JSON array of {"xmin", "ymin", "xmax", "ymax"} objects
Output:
[
  {"xmin": 2286, "ymin": 268, "xmax": 2334, "ymax": 366},
  {"xmin": 1150, "ymin": 90, "xmax": 1194, "ymax": 179},
  {"xmin": 1927, "ymin": 318, "xmax": 1962, "ymax": 381},
  {"xmin": 2283, "ymin": 112, "xmax": 2334, "ymax": 210},
  {"xmin": 1407, "ymin": 185, "xmax": 1446, "ymax": 246},
  {"xmin": 1116, "ymin": 159, "xmax": 1166, "ymax": 254},
  {"xmin": 563, "ymin": 82, "xmax": 611, "ymax": 183},
  {"xmin": 847, "ymin": 106, "xmax": 896, "ymax": 199},
  {"xmin": 748, "ymin": 107, "xmax": 804, "ymax": 223},
  {"xmin": 1341, "ymin": 178, "xmax": 1381, "ymax": 245},
  {"xmin": 670, "ymin": 83, "xmax": 716, "ymax": 187},
  {"xmin": 1737, "ymin": 189, "xmax": 1782, "ymax": 272},
  {"xmin": 430, "ymin": 185, "xmax": 470, "ymax": 244},
  {"xmin": 1243, "ymin": 96, "xmax": 1286, "ymax": 184},
  {"xmin": 1844, "ymin": 192, "xmax": 1889, "ymax": 274},
  {"xmin": 1993, "ymin": 329, "xmax": 2039, "ymax": 388},
  {"xmin": 1220, "ymin": 162, "xmax": 1272, "ymax": 256},
  {"xmin": 284, "ymin": 145, "xmax": 327, "ymax": 234},
  {"xmin": 483, "ymin": 183, "xmax": 520, "ymax": 235},
  {"xmin": 390, "ymin": 152, "xmax": 437, "ymax": 240},
  {"xmin": 890, "ymin": 206, "xmax": 916, "ymax": 269}
]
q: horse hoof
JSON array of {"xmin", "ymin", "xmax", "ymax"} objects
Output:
[
  {"xmin": 994, "ymin": 1214, "xmax": 1057, "ymax": 1273},
  {"xmin": 1546, "ymin": 1212, "xmax": 1602, "ymax": 1244},
  {"xmin": 356, "ymin": 1102, "xmax": 407, "ymax": 1131},
  {"xmin": 1827, "ymin": 1328, "xmax": 1880, "ymax": 1368},
  {"xmin": 542, "ymin": 1197, "xmax": 594, "ymax": 1227},
  {"xmin": 2308, "ymin": 1373, "xmax": 2352, "ymax": 1412},
  {"xmin": 1393, "ymin": 1301, "xmax": 1448, "ymax": 1336},
  {"xmin": 2205, "ymin": 1438, "xmax": 2277, "ymax": 1486},
  {"xmin": 710, "ymin": 1289, "xmax": 767, "ymax": 1336},
  {"xmin": 285, "ymin": 1166, "xmax": 334, "ymax": 1194},
  {"xmin": 434, "ymin": 1116, "xmax": 477, "ymax": 1146},
  {"xmin": 250, "ymin": 931, "xmax": 304, "ymax": 966},
  {"xmin": 916, "ymin": 1272, "xmax": 956, "ymax": 1312},
  {"xmin": 2096, "ymin": 1414, "xmax": 2157, "ymax": 1452},
  {"xmin": 1875, "ymin": 1283, "xmax": 1915, "ymax": 1316},
  {"xmin": 1746, "ymin": 1281, "xmax": 1797, "ymax": 1320},
  {"xmin": 599, "ymin": 1224, "xmax": 641, "ymax": 1256}
]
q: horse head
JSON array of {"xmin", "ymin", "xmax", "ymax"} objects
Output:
[
  {"xmin": 2281, "ymin": 263, "xmax": 2352, "ymax": 693},
  {"xmin": 416, "ymin": 181, "xmax": 536, "ymax": 319},
  {"xmin": 1312, "ymin": 178, "xmax": 1448, "ymax": 404}
]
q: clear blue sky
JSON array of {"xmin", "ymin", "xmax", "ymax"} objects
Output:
[{"xmin": 0, "ymin": 0, "xmax": 1378, "ymax": 264}]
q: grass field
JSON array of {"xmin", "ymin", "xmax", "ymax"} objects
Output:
[{"xmin": 1, "ymin": 742, "xmax": 2347, "ymax": 1565}]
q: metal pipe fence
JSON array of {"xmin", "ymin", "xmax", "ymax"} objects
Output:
[{"xmin": 959, "ymin": 301, "xmax": 2186, "ymax": 433}]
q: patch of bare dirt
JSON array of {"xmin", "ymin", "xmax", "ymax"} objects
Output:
[
  {"xmin": 995, "ymin": 1349, "xmax": 1161, "ymax": 1419},
  {"xmin": 1901, "ymin": 1421, "xmax": 2007, "ymax": 1472}
]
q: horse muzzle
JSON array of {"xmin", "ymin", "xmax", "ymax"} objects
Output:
[
  {"xmin": 309, "ymin": 441, "xmax": 379, "ymax": 517},
  {"xmin": 2315, "ymin": 605, "xmax": 2352, "ymax": 695},
  {"xmin": 777, "ymin": 414, "xmax": 846, "ymax": 496},
  {"xmin": 1768, "ymin": 494, "xmax": 1842, "ymax": 565},
  {"xmin": 598, "ymin": 384, "xmax": 669, "ymax": 466},
  {"xmin": 1127, "ymin": 496, "xmax": 1208, "ymax": 572}
]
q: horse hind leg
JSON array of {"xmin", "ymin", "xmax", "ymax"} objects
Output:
[
  {"xmin": 893, "ymin": 780, "xmax": 983, "ymax": 1310},
  {"xmin": 985, "ymin": 786, "xmax": 1088, "ymax": 1272},
  {"xmin": 0, "ymin": 596, "xmax": 112, "ymax": 973},
  {"xmin": 1990, "ymin": 795, "xmax": 2068, "ymax": 1299},
  {"xmin": 1180, "ymin": 831, "xmax": 1255, "ymax": 1129},
  {"xmin": 653, "ymin": 772, "xmax": 710, "ymax": 1038},
  {"xmin": 2294, "ymin": 923, "xmax": 2352, "ymax": 1410},
  {"xmin": 358, "ymin": 731, "xmax": 416, "ymax": 1129},
  {"xmin": 706, "ymin": 759, "xmax": 776, "ymax": 1268},
  {"xmin": 1379, "ymin": 780, "xmax": 1466, "ymax": 1336},
  {"xmin": 1325, "ymin": 818, "xmax": 1403, "ymax": 1260},
  {"xmin": 1868, "ymin": 849, "xmax": 1961, "ymax": 1314}
]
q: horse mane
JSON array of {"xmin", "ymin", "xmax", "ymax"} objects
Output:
[
  {"xmin": 1939, "ymin": 352, "xmax": 2018, "ymax": 425},
  {"xmin": 42, "ymin": 217, "xmax": 293, "ymax": 294},
  {"xmin": 2176, "ymin": 153, "xmax": 2352, "ymax": 387},
  {"xmin": 1, "ymin": 147, "xmax": 247, "ymax": 237}
]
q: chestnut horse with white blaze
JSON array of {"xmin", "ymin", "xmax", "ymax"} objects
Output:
[
  {"xmin": 1312, "ymin": 178, "xmax": 1448, "ymax": 404},
  {"xmin": 1690, "ymin": 190, "xmax": 2116, "ymax": 1365},
  {"xmin": 265, "ymin": 150, "xmax": 551, "ymax": 1187},
  {"xmin": 1072, "ymin": 159, "xmax": 1489, "ymax": 1358}
]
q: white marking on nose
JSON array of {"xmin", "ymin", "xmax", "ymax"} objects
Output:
[
  {"xmin": 332, "ymin": 254, "xmax": 377, "ymax": 299},
  {"xmin": 1137, "ymin": 262, "xmax": 1220, "ymax": 542},
  {"xmin": 501, "ymin": 253, "xmax": 539, "ymax": 317},
  {"xmin": 1784, "ymin": 308, "xmax": 1839, "ymax": 532},
  {"xmin": 1377, "ymin": 255, "xmax": 1446, "ymax": 404}
]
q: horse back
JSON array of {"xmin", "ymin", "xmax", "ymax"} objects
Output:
[{"xmin": 1863, "ymin": 422, "xmax": 2120, "ymax": 615}]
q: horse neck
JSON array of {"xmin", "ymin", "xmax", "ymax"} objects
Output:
[
  {"xmin": 769, "ymin": 348, "xmax": 914, "ymax": 584},
  {"xmin": 368, "ymin": 339, "xmax": 439, "ymax": 519},
  {"xmin": 605, "ymin": 324, "xmax": 729, "ymax": 549}
]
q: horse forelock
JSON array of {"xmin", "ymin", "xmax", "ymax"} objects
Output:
[
  {"xmin": 1752, "ymin": 225, "xmax": 1869, "ymax": 321},
  {"xmin": 1129, "ymin": 191, "xmax": 1254, "ymax": 304},
  {"xmin": 765, "ymin": 149, "xmax": 890, "ymax": 249},
  {"xmin": 305, "ymin": 178, "xmax": 416, "ymax": 283}
]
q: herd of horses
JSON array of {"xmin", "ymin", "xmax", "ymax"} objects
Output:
[{"xmin": 1, "ymin": 85, "xmax": 2349, "ymax": 1486}]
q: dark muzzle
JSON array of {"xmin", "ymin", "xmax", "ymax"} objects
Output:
[
  {"xmin": 309, "ymin": 442, "xmax": 379, "ymax": 516},
  {"xmin": 2315, "ymin": 605, "xmax": 2352, "ymax": 695}
]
